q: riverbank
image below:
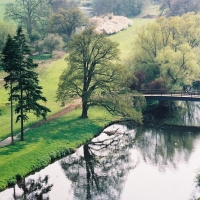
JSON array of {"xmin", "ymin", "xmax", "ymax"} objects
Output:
[{"xmin": 0, "ymin": 106, "xmax": 120, "ymax": 191}]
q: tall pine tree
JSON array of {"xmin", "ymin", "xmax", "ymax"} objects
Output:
[
  {"xmin": 2, "ymin": 27, "xmax": 51, "ymax": 141},
  {"xmin": 2, "ymin": 35, "xmax": 18, "ymax": 144}
]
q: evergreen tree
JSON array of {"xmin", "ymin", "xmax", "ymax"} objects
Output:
[
  {"xmin": 2, "ymin": 27, "xmax": 51, "ymax": 141},
  {"xmin": 1, "ymin": 35, "xmax": 18, "ymax": 144}
]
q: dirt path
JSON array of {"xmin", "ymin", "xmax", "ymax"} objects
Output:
[
  {"xmin": 30, "ymin": 99, "xmax": 81, "ymax": 128},
  {"xmin": 0, "ymin": 99, "xmax": 82, "ymax": 147}
]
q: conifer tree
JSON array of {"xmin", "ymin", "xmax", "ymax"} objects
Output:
[
  {"xmin": 2, "ymin": 27, "xmax": 51, "ymax": 141},
  {"xmin": 2, "ymin": 35, "xmax": 18, "ymax": 144}
]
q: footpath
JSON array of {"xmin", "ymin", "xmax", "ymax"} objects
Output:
[{"xmin": 0, "ymin": 99, "xmax": 82, "ymax": 147}]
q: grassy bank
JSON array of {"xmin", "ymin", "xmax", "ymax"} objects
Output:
[
  {"xmin": 0, "ymin": 56, "xmax": 67, "ymax": 140},
  {"xmin": 0, "ymin": 106, "xmax": 120, "ymax": 191}
]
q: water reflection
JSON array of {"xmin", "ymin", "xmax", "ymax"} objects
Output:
[
  {"xmin": 11, "ymin": 175, "xmax": 53, "ymax": 200},
  {"xmin": 0, "ymin": 123, "xmax": 200, "ymax": 199},
  {"xmin": 134, "ymin": 125, "xmax": 197, "ymax": 171},
  {"xmin": 164, "ymin": 101, "xmax": 200, "ymax": 126},
  {"xmin": 144, "ymin": 101, "xmax": 200, "ymax": 126},
  {"xmin": 61, "ymin": 124, "xmax": 138, "ymax": 200}
]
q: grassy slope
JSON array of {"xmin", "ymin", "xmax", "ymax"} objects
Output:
[{"xmin": 109, "ymin": 18, "xmax": 155, "ymax": 60}]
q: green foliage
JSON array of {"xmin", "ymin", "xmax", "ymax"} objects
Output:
[
  {"xmin": 92, "ymin": 0, "xmax": 144, "ymax": 17},
  {"xmin": 0, "ymin": 0, "xmax": 15, "ymax": 20},
  {"xmin": 131, "ymin": 13, "xmax": 200, "ymax": 90},
  {"xmin": 0, "ymin": 106, "xmax": 119, "ymax": 191},
  {"xmin": 0, "ymin": 57, "xmax": 67, "ymax": 141},
  {"xmin": 33, "ymin": 40, "xmax": 44, "ymax": 55},
  {"xmin": 1, "ymin": 27, "xmax": 51, "ymax": 141},
  {"xmin": 57, "ymin": 27, "xmax": 143, "ymax": 122},
  {"xmin": 160, "ymin": 0, "xmax": 200, "ymax": 16},
  {"xmin": 4, "ymin": 0, "xmax": 52, "ymax": 41},
  {"xmin": 0, "ymin": 17, "xmax": 153, "ymax": 141},
  {"xmin": 43, "ymin": 33, "xmax": 64, "ymax": 55},
  {"xmin": 0, "ymin": 21, "xmax": 16, "ymax": 51},
  {"xmin": 47, "ymin": 8, "xmax": 88, "ymax": 42}
]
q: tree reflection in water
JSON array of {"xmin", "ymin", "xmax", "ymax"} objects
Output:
[
  {"xmin": 167, "ymin": 101, "xmax": 200, "ymax": 126},
  {"xmin": 61, "ymin": 122, "xmax": 200, "ymax": 200},
  {"xmin": 133, "ymin": 124, "xmax": 199, "ymax": 171},
  {"xmin": 60, "ymin": 124, "xmax": 138, "ymax": 200},
  {"xmin": 13, "ymin": 175, "xmax": 53, "ymax": 200}
]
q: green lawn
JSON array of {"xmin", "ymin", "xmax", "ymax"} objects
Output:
[
  {"xmin": 0, "ymin": 106, "xmax": 119, "ymax": 191},
  {"xmin": 109, "ymin": 18, "xmax": 155, "ymax": 60}
]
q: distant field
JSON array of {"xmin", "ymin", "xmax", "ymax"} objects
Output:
[
  {"xmin": 109, "ymin": 18, "xmax": 155, "ymax": 60},
  {"xmin": 109, "ymin": 4, "xmax": 159, "ymax": 60}
]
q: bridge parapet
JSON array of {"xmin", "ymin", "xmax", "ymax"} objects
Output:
[{"xmin": 138, "ymin": 89, "xmax": 200, "ymax": 96}]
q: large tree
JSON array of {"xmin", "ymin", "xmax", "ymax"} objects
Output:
[
  {"xmin": 131, "ymin": 13, "xmax": 200, "ymax": 90},
  {"xmin": 2, "ymin": 27, "xmax": 51, "ymax": 141},
  {"xmin": 47, "ymin": 8, "xmax": 88, "ymax": 42},
  {"xmin": 57, "ymin": 27, "xmax": 144, "ymax": 122},
  {"xmin": 4, "ymin": 0, "xmax": 51, "ymax": 41}
]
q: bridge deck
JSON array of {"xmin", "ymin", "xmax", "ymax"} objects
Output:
[
  {"xmin": 138, "ymin": 90, "xmax": 200, "ymax": 101},
  {"xmin": 144, "ymin": 94, "xmax": 200, "ymax": 101}
]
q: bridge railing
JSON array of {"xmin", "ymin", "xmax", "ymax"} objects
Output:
[{"xmin": 138, "ymin": 89, "xmax": 200, "ymax": 97}]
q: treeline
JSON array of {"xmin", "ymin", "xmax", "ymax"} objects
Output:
[
  {"xmin": 0, "ymin": 0, "xmax": 146, "ymax": 57},
  {"xmin": 0, "ymin": 0, "xmax": 88, "ymax": 56},
  {"xmin": 159, "ymin": 0, "xmax": 200, "ymax": 16},
  {"xmin": 130, "ymin": 12, "xmax": 200, "ymax": 91},
  {"xmin": 92, "ymin": 0, "xmax": 144, "ymax": 17}
]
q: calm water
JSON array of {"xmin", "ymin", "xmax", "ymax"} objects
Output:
[{"xmin": 0, "ymin": 122, "xmax": 200, "ymax": 200}]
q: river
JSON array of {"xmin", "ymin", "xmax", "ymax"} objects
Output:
[{"xmin": 1, "ymin": 102, "xmax": 200, "ymax": 200}]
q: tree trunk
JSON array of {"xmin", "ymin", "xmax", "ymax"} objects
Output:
[
  {"xmin": 20, "ymin": 84, "xmax": 24, "ymax": 141},
  {"xmin": 81, "ymin": 100, "xmax": 88, "ymax": 118},
  {"xmin": 10, "ymin": 81, "xmax": 14, "ymax": 145}
]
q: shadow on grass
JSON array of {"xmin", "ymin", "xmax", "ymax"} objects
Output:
[
  {"xmin": 30, "ymin": 53, "xmax": 52, "ymax": 60},
  {"xmin": 0, "ymin": 141, "xmax": 29, "ymax": 156},
  {"xmin": 25, "ymin": 115, "xmax": 103, "ymax": 145}
]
